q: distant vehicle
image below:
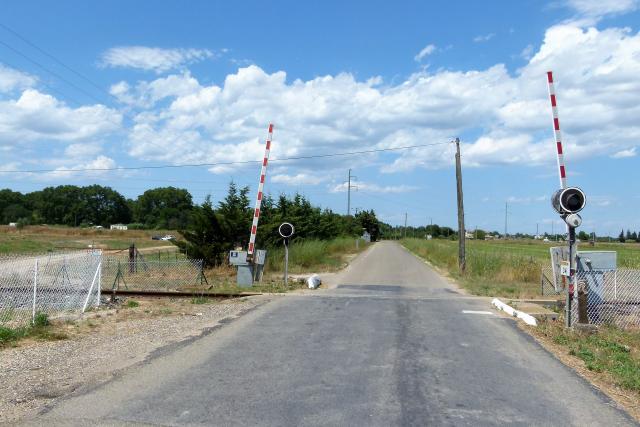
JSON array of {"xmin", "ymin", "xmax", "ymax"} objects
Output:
[
  {"xmin": 151, "ymin": 235, "xmax": 162, "ymax": 240},
  {"xmin": 543, "ymin": 238, "xmax": 550, "ymax": 242},
  {"xmin": 160, "ymin": 235, "xmax": 175, "ymax": 241}
]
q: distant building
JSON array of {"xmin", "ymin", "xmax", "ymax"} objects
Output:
[
  {"xmin": 465, "ymin": 231, "xmax": 474, "ymax": 239},
  {"xmin": 110, "ymin": 224, "xmax": 128, "ymax": 231}
]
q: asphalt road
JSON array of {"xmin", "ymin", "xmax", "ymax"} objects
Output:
[{"xmin": 31, "ymin": 241, "xmax": 635, "ymax": 426}]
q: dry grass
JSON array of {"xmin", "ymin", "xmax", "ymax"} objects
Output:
[{"xmin": 0, "ymin": 225, "xmax": 178, "ymax": 254}]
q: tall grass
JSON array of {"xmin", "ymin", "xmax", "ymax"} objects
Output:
[
  {"xmin": 402, "ymin": 238, "xmax": 542, "ymax": 298},
  {"xmin": 265, "ymin": 237, "xmax": 368, "ymax": 273}
]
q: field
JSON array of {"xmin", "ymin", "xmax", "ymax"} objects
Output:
[
  {"xmin": 401, "ymin": 238, "xmax": 640, "ymax": 298},
  {"xmin": 0, "ymin": 225, "xmax": 177, "ymax": 254}
]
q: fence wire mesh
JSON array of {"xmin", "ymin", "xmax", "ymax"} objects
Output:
[
  {"xmin": 571, "ymin": 269, "xmax": 640, "ymax": 329},
  {"xmin": 541, "ymin": 266, "xmax": 562, "ymax": 296},
  {"xmin": 102, "ymin": 256, "xmax": 206, "ymax": 293},
  {"xmin": 0, "ymin": 252, "xmax": 102, "ymax": 328}
]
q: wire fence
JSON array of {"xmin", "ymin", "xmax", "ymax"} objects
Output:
[
  {"xmin": 541, "ymin": 266, "xmax": 563, "ymax": 296},
  {"xmin": 102, "ymin": 256, "xmax": 206, "ymax": 293},
  {"xmin": 571, "ymin": 269, "xmax": 640, "ymax": 329},
  {"xmin": 541, "ymin": 267, "xmax": 640, "ymax": 328},
  {"xmin": 0, "ymin": 252, "xmax": 102, "ymax": 328}
]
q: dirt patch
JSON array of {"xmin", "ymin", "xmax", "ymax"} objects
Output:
[{"xmin": 0, "ymin": 295, "xmax": 268, "ymax": 423}]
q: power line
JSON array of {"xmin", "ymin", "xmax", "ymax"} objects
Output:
[
  {"xmin": 0, "ymin": 27, "xmax": 168, "ymax": 153},
  {"xmin": 0, "ymin": 38, "xmax": 110, "ymax": 107},
  {"xmin": 0, "ymin": 141, "xmax": 451, "ymax": 174},
  {"xmin": 0, "ymin": 22, "xmax": 112, "ymax": 98}
]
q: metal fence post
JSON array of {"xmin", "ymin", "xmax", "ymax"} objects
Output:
[
  {"xmin": 82, "ymin": 261, "xmax": 101, "ymax": 313},
  {"xmin": 284, "ymin": 239, "xmax": 289, "ymax": 286},
  {"xmin": 97, "ymin": 256, "xmax": 102, "ymax": 304},
  {"xmin": 32, "ymin": 258, "xmax": 38, "ymax": 323}
]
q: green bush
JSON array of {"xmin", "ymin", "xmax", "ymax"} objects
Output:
[{"xmin": 33, "ymin": 312, "xmax": 50, "ymax": 327}]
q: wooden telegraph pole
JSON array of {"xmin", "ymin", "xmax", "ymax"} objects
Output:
[{"xmin": 454, "ymin": 138, "xmax": 466, "ymax": 272}]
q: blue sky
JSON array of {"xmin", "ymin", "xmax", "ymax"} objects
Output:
[{"xmin": 1, "ymin": 0, "xmax": 639, "ymax": 235}]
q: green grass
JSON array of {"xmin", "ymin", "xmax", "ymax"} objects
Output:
[
  {"xmin": 401, "ymin": 238, "xmax": 640, "ymax": 298},
  {"xmin": 0, "ymin": 313, "xmax": 67, "ymax": 348},
  {"xmin": 125, "ymin": 300, "xmax": 140, "ymax": 308},
  {"xmin": 539, "ymin": 321, "xmax": 640, "ymax": 392},
  {"xmin": 264, "ymin": 237, "xmax": 369, "ymax": 273}
]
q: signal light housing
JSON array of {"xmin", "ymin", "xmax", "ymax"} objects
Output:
[{"xmin": 551, "ymin": 187, "xmax": 586, "ymax": 214}]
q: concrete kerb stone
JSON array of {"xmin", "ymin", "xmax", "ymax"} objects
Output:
[{"xmin": 492, "ymin": 298, "xmax": 538, "ymax": 326}]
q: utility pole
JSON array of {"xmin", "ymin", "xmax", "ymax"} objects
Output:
[
  {"xmin": 346, "ymin": 169, "xmax": 357, "ymax": 216},
  {"xmin": 536, "ymin": 223, "xmax": 539, "ymax": 237},
  {"xmin": 404, "ymin": 212, "xmax": 408, "ymax": 239},
  {"xmin": 504, "ymin": 202, "xmax": 508, "ymax": 239},
  {"xmin": 454, "ymin": 138, "xmax": 466, "ymax": 272},
  {"xmin": 347, "ymin": 169, "xmax": 352, "ymax": 216}
]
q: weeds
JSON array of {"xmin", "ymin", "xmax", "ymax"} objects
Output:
[
  {"xmin": 539, "ymin": 320, "xmax": 640, "ymax": 392},
  {"xmin": 33, "ymin": 312, "xmax": 50, "ymax": 327},
  {"xmin": 0, "ymin": 313, "xmax": 67, "ymax": 348},
  {"xmin": 265, "ymin": 237, "xmax": 368, "ymax": 273},
  {"xmin": 125, "ymin": 300, "xmax": 140, "ymax": 308}
]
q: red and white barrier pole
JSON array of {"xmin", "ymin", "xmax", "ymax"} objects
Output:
[
  {"xmin": 248, "ymin": 123, "xmax": 273, "ymax": 256},
  {"xmin": 547, "ymin": 71, "xmax": 567, "ymax": 189},
  {"xmin": 547, "ymin": 71, "xmax": 577, "ymax": 327}
]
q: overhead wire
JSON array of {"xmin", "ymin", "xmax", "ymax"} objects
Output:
[{"xmin": 0, "ymin": 141, "xmax": 452, "ymax": 174}]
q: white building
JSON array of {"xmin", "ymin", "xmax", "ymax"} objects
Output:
[{"xmin": 110, "ymin": 224, "xmax": 128, "ymax": 231}]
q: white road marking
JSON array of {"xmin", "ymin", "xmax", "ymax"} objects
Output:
[{"xmin": 462, "ymin": 310, "xmax": 495, "ymax": 315}]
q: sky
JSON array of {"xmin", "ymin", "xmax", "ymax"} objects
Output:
[{"xmin": 1, "ymin": 0, "xmax": 639, "ymax": 236}]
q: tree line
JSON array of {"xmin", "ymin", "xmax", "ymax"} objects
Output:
[
  {"xmin": 174, "ymin": 183, "xmax": 382, "ymax": 265},
  {"xmin": 619, "ymin": 230, "xmax": 640, "ymax": 243},
  {"xmin": 0, "ymin": 185, "xmax": 193, "ymax": 229},
  {"xmin": 0, "ymin": 184, "xmax": 384, "ymax": 266}
]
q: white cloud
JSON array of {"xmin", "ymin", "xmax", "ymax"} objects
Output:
[
  {"xmin": 0, "ymin": 64, "xmax": 36, "ymax": 92},
  {"xmin": 0, "ymin": 89, "xmax": 121, "ymax": 143},
  {"xmin": 473, "ymin": 33, "xmax": 495, "ymax": 43},
  {"xmin": 64, "ymin": 142, "xmax": 103, "ymax": 159},
  {"xmin": 566, "ymin": 0, "xmax": 638, "ymax": 18},
  {"xmin": 82, "ymin": 22, "xmax": 640, "ymax": 179},
  {"xmin": 330, "ymin": 182, "xmax": 418, "ymax": 194},
  {"xmin": 414, "ymin": 44, "xmax": 436, "ymax": 62},
  {"xmin": 611, "ymin": 147, "xmax": 636, "ymax": 158},
  {"xmin": 110, "ymin": 72, "xmax": 201, "ymax": 108},
  {"xmin": 101, "ymin": 46, "xmax": 216, "ymax": 73},
  {"xmin": 520, "ymin": 44, "xmax": 535, "ymax": 60},
  {"xmin": 271, "ymin": 173, "xmax": 329, "ymax": 186},
  {"xmin": 44, "ymin": 155, "xmax": 118, "ymax": 180},
  {"xmin": 506, "ymin": 195, "xmax": 547, "ymax": 204}
]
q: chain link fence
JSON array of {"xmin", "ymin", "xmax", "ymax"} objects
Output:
[
  {"xmin": 0, "ymin": 252, "xmax": 102, "ymax": 328},
  {"xmin": 542, "ymin": 267, "xmax": 640, "ymax": 328},
  {"xmin": 541, "ymin": 266, "xmax": 562, "ymax": 296},
  {"xmin": 101, "ymin": 256, "xmax": 206, "ymax": 293},
  {"xmin": 571, "ymin": 269, "xmax": 640, "ymax": 329}
]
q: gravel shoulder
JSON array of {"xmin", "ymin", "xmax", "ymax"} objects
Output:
[{"xmin": 0, "ymin": 295, "xmax": 269, "ymax": 423}]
